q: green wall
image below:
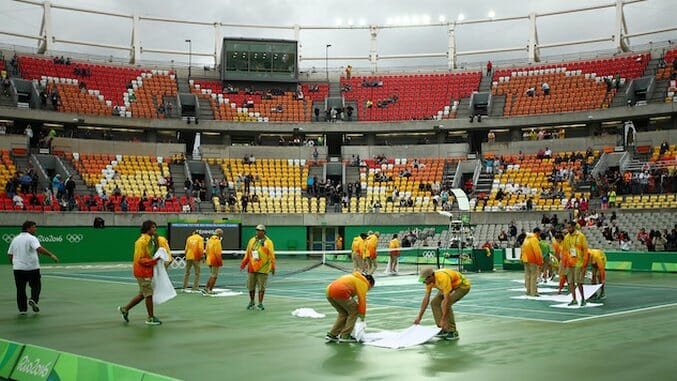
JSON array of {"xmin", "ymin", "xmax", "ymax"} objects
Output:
[
  {"xmin": 0, "ymin": 226, "xmax": 163, "ymax": 265},
  {"xmin": 241, "ymin": 225, "xmax": 306, "ymax": 251}
]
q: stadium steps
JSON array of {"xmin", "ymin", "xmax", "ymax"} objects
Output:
[
  {"xmin": 177, "ymin": 77, "xmax": 191, "ymax": 94},
  {"xmin": 489, "ymin": 95, "xmax": 506, "ymax": 117},
  {"xmin": 169, "ymin": 162, "xmax": 188, "ymax": 200},
  {"xmin": 478, "ymin": 72, "xmax": 493, "ymax": 92},
  {"xmin": 442, "ymin": 160, "xmax": 459, "ymax": 189},
  {"xmin": 0, "ymin": 91, "xmax": 16, "ymax": 108},
  {"xmin": 453, "ymin": 97, "xmax": 472, "ymax": 120},
  {"xmin": 58, "ymin": 155, "xmax": 90, "ymax": 195},
  {"xmin": 473, "ymin": 172, "xmax": 494, "ymax": 195},
  {"xmin": 197, "ymin": 97, "xmax": 215, "ymax": 120}
]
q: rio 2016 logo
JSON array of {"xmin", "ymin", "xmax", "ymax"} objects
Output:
[{"xmin": 2, "ymin": 233, "xmax": 84, "ymax": 244}]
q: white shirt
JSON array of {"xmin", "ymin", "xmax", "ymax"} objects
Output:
[{"xmin": 7, "ymin": 232, "xmax": 42, "ymax": 270}]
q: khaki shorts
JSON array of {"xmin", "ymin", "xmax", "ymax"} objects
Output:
[
  {"xmin": 574, "ymin": 267, "xmax": 586, "ymax": 284},
  {"xmin": 246, "ymin": 272, "xmax": 269, "ymax": 291},
  {"xmin": 136, "ymin": 277, "xmax": 153, "ymax": 297},
  {"xmin": 209, "ymin": 265, "xmax": 220, "ymax": 277}
]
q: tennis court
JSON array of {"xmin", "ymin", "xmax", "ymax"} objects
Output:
[{"xmin": 2, "ymin": 261, "xmax": 676, "ymax": 381}]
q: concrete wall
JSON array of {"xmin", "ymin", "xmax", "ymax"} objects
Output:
[
  {"xmin": 51, "ymin": 137, "xmax": 185, "ymax": 158},
  {"xmin": 0, "ymin": 134, "xmax": 28, "ymax": 150}
]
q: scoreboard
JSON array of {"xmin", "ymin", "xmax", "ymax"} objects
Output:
[
  {"xmin": 221, "ymin": 38, "xmax": 298, "ymax": 82},
  {"xmin": 167, "ymin": 219, "xmax": 241, "ymax": 252}
]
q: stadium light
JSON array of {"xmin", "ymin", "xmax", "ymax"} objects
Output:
[
  {"xmin": 457, "ymin": 14, "xmax": 465, "ymax": 22},
  {"xmin": 325, "ymin": 44, "xmax": 332, "ymax": 83},
  {"xmin": 185, "ymin": 39, "xmax": 192, "ymax": 78},
  {"xmin": 488, "ymin": 10, "xmax": 496, "ymax": 19}
]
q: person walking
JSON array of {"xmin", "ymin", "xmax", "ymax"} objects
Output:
[
  {"xmin": 364, "ymin": 231, "xmax": 379, "ymax": 275},
  {"xmin": 520, "ymin": 227, "xmax": 543, "ymax": 297},
  {"xmin": 7, "ymin": 221, "xmax": 59, "ymax": 314},
  {"xmin": 240, "ymin": 224, "xmax": 275, "ymax": 310},
  {"xmin": 117, "ymin": 220, "xmax": 162, "ymax": 325},
  {"xmin": 387, "ymin": 234, "xmax": 401, "ymax": 274},
  {"xmin": 325, "ymin": 272, "xmax": 374, "ymax": 343},
  {"xmin": 202, "ymin": 229, "xmax": 223, "ymax": 295},
  {"xmin": 351, "ymin": 233, "xmax": 367, "ymax": 272},
  {"xmin": 182, "ymin": 230, "xmax": 204, "ymax": 292},
  {"xmin": 413, "ymin": 266, "xmax": 471, "ymax": 341},
  {"xmin": 561, "ymin": 221, "xmax": 589, "ymax": 306}
]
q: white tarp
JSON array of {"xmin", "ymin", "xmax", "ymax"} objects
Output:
[
  {"xmin": 362, "ymin": 325, "xmax": 441, "ymax": 349},
  {"xmin": 291, "ymin": 308, "xmax": 326, "ymax": 319},
  {"xmin": 152, "ymin": 248, "xmax": 177, "ymax": 304}
]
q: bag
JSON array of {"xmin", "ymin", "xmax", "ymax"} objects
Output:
[{"xmin": 93, "ymin": 217, "xmax": 105, "ymax": 228}]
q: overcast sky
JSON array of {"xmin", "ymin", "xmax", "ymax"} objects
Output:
[{"xmin": 1, "ymin": 0, "xmax": 675, "ymax": 71}]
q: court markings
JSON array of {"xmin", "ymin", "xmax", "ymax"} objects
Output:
[{"xmin": 39, "ymin": 268, "xmax": 677, "ymax": 324}]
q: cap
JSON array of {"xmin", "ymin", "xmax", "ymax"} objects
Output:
[
  {"xmin": 362, "ymin": 273, "xmax": 375, "ymax": 287},
  {"xmin": 418, "ymin": 266, "xmax": 435, "ymax": 283},
  {"xmin": 255, "ymin": 224, "xmax": 266, "ymax": 231},
  {"xmin": 214, "ymin": 228, "xmax": 223, "ymax": 236}
]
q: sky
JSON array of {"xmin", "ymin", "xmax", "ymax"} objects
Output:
[{"xmin": 1, "ymin": 0, "xmax": 675, "ymax": 71}]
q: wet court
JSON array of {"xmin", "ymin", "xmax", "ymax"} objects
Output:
[{"xmin": 1, "ymin": 262, "xmax": 676, "ymax": 381}]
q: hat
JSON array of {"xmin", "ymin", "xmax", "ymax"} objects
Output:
[
  {"xmin": 418, "ymin": 266, "xmax": 435, "ymax": 283},
  {"xmin": 255, "ymin": 224, "xmax": 266, "ymax": 231},
  {"xmin": 214, "ymin": 228, "xmax": 223, "ymax": 236}
]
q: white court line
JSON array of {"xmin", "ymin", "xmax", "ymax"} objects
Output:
[
  {"xmin": 44, "ymin": 274, "xmax": 135, "ymax": 286},
  {"xmin": 563, "ymin": 302, "xmax": 677, "ymax": 323}
]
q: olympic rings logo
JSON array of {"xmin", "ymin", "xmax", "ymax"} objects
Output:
[
  {"xmin": 2, "ymin": 234, "xmax": 16, "ymax": 243},
  {"xmin": 170, "ymin": 257, "xmax": 186, "ymax": 269},
  {"xmin": 422, "ymin": 250, "xmax": 436, "ymax": 258},
  {"xmin": 65, "ymin": 234, "xmax": 84, "ymax": 243}
]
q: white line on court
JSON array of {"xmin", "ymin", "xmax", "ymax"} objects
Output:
[
  {"xmin": 563, "ymin": 302, "xmax": 677, "ymax": 323},
  {"xmin": 44, "ymin": 274, "xmax": 135, "ymax": 286}
]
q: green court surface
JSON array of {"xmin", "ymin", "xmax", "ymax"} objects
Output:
[{"xmin": 1, "ymin": 263, "xmax": 676, "ymax": 381}]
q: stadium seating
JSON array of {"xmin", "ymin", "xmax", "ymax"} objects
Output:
[
  {"xmin": 492, "ymin": 54, "xmax": 649, "ymax": 116},
  {"xmin": 219, "ymin": 158, "xmax": 323, "ymax": 213},
  {"xmin": 191, "ymin": 80, "xmax": 311, "ymax": 122},
  {"xmin": 19, "ymin": 56, "xmax": 176, "ymax": 118},
  {"xmin": 477, "ymin": 151, "xmax": 597, "ymax": 212},
  {"xmin": 340, "ymin": 72, "xmax": 482, "ymax": 121},
  {"xmin": 345, "ymin": 158, "xmax": 446, "ymax": 213}
]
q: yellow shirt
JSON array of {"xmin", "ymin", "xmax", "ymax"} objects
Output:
[
  {"xmin": 241, "ymin": 236, "xmax": 275, "ymax": 274},
  {"xmin": 184, "ymin": 233, "xmax": 204, "ymax": 261},
  {"xmin": 426, "ymin": 269, "xmax": 471, "ymax": 295},
  {"xmin": 365, "ymin": 234, "xmax": 378, "ymax": 259},
  {"xmin": 562, "ymin": 231, "xmax": 589, "ymax": 268},
  {"xmin": 389, "ymin": 238, "xmax": 400, "ymax": 255},
  {"xmin": 205, "ymin": 235, "xmax": 223, "ymax": 267}
]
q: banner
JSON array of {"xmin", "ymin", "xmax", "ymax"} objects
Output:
[
  {"xmin": 0, "ymin": 339, "xmax": 24, "ymax": 379},
  {"xmin": 0, "ymin": 227, "xmax": 167, "ymax": 265},
  {"xmin": 10, "ymin": 345, "xmax": 59, "ymax": 381}
]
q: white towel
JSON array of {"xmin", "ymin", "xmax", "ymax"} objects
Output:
[{"xmin": 152, "ymin": 248, "xmax": 177, "ymax": 304}]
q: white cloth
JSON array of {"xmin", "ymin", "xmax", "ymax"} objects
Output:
[
  {"xmin": 7, "ymin": 232, "xmax": 41, "ymax": 270},
  {"xmin": 362, "ymin": 325, "xmax": 440, "ymax": 349},
  {"xmin": 152, "ymin": 248, "xmax": 176, "ymax": 304},
  {"xmin": 290, "ymin": 308, "xmax": 326, "ymax": 319},
  {"xmin": 352, "ymin": 320, "xmax": 366, "ymax": 342}
]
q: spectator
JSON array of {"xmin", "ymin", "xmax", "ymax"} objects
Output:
[
  {"xmin": 345, "ymin": 64, "xmax": 352, "ymax": 79},
  {"xmin": 526, "ymin": 87, "xmax": 535, "ymax": 97},
  {"xmin": 486, "ymin": 60, "xmax": 492, "ymax": 75},
  {"xmin": 541, "ymin": 82, "xmax": 550, "ymax": 96}
]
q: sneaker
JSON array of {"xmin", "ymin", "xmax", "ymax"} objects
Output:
[
  {"xmin": 568, "ymin": 300, "xmax": 578, "ymax": 306},
  {"xmin": 442, "ymin": 331, "xmax": 459, "ymax": 341},
  {"xmin": 580, "ymin": 299, "xmax": 587, "ymax": 307},
  {"xmin": 117, "ymin": 306, "xmax": 129, "ymax": 323},
  {"xmin": 246, "ymin": 302, "xmax": 256, "ymax": 310},
  {"xmin": 598, "ymin": 294, "xmax": 607, "ymax": 300},
  {"xmin": 325, "ymin": 333, "xmax": 339, "ymax": 342},
  {"xmin": 434, "ymin": 329, "xmax": 446, "ymax": 338},
  {"xmin": 18, "ymin": 311, "xmax": 27, "ymax": 316},
  {"xmin": 200, "ymin": 289, "xmax": 209, "ymax": 296},
  {"xmin": 339, "ymin": 334, "xmax": 358, "ymax": 343},
  {"xmin": 257, "ymin": 303, "xmax": 265, "ymax": 311},
  {"xmin": 28, "ymin": 299, "xmax": 39, "ymax": 313},
  {"xmin": 145, "ymin": 316, "xmax": 162, "ymax": 326}
]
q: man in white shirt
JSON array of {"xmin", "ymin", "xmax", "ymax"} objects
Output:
[{"xmin": 7, "ymin": 221, "xmax": 59, "ymax": 314}]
